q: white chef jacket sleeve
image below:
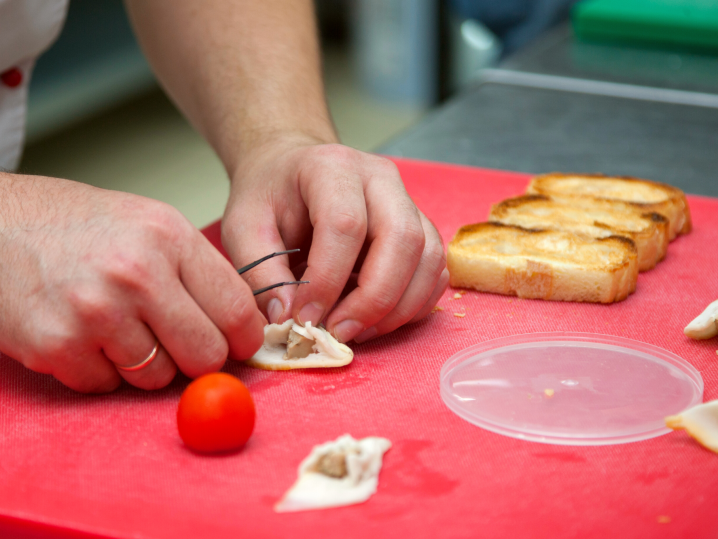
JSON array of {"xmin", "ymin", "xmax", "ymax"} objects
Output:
[{"xmin": 0, "ymin": 0, "xmax": 68, "ymax": 171}]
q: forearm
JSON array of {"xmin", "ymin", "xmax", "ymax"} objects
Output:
[
  {"xmin": 0, "ymin": 172, "xmax": 59, "ymax": 230},
  {"xmin": 124, "ymin": 0, "xmax": 338, "ymax": 177}
]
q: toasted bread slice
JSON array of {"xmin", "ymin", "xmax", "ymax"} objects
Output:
[
  {"xmin": 448, "ymin": 223, "xmax": 638, "ymax": 303},
  {"xmin": 526, "ymin": 174, "xmax": 691, "ymax": 240},
  {"xmin": 489, "ymin": 195, "xmax": 669, "ymax": 272}
]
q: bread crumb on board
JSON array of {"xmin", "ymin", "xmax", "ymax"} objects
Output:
[
  {"xmin": 453, "ymin": 313, "xmax": 466, "ymax": 318},
  {"xmin": 544, "ymin": 389, "xmax": 555, "ymax": 398},
  {"xmin": 453, "ymin": 293, "xmax": 462, "ymax": 299},
  {"xmin": 431, "ymin": 306, "xmax": 444, "ymax": 313}
]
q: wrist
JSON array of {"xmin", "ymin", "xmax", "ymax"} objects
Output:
[{"xmin": 227, "ymin": 127, "xmax": 339, "ymax": 182}]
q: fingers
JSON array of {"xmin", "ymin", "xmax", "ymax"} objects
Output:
[
  {"xmin": 358, "ymin": 217, "xmax": 447, "ymax": 340},
  {"xmin": 221, "ymin": 144, "xmax": 447, "ymax": 347},
  {"xmin": 176, "ymin": 232, "xmax": 266, "ymax": 365},
  {"xmin": 67, "ymin": 233, "xmax": 264, "ymax": 388},
  {"xmin": 136, "ymin": 279, "xmax": 226, "ymax": 378},
  {"xmin": 222, "ymin": 193, "xmax": 303, "ymax": 324},
  {"xmin": 113, "ymin": 345, "xmax": 177, "ymax": 390},
  {"xmin": 84, "ymin": 226, "xmax": 263, "ymax": 386},
  {"xmin": 102, "ymin": 320, "xmax": 177, "ymax": 390},
  {"xmin": 408, "ymin": 267, "xmax": 451, "ymax": 324},
  {"xmin": 326, "ymin": 209, "xmax": 446, "ymax": 343},
  {"xmin": 290, "ymin": 154, "xmax": 369, "ymax": 327},
  {"xmin": 303, "ymin": 156, "xmax": 423, "ymax": 341}
]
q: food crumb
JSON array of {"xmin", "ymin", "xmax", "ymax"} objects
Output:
[
  {"xmin": 453, "ymin": 313, "xmax": 466, "ymax": 318},
  {"xmin": 657, "ymin": 516, "xmax": 671, "ymax": 524},
  {"xmin": 544, "ymin": 389, "xmax": 555, "ymax": 398},
  {"xmin": 453, "ymin": 293, "xmax": 462, "ymax": 299},
  {"xmin": 431, "ymin": 306, "xmax": 444, "ymax": 313}
]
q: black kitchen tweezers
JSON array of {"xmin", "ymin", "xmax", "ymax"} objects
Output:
[{"xmin": 237, "ymin": 249, "xmax": 309, "ymax": 296}]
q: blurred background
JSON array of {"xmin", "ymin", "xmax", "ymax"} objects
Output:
[{"xmin": 17, "ymin": 0, "xmax": 718, "ymax": 227}]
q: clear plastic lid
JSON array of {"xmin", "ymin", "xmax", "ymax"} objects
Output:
[{"xmin": 440, "ymin": 333, "xmax": 704, "ymax": 446}]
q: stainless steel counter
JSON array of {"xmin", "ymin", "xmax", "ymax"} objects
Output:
[
  {"xmin": 502, "ymin": 25, "xmax": 718, "ymax": 95},
  {"xmin": 380, "ymin": 27, "xmax": 718, "ymax": 197}
]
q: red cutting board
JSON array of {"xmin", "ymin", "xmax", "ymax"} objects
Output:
[{"xmin": 1, "ymin": 158, "xmax": 717, "ymax": 539}]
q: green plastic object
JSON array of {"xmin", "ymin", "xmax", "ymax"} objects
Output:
[{"xmin": 573, "ymin": 0, "xmax": 718, "ymax": 54}]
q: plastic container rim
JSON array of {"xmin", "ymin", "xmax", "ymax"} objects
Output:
[{"xmin": 440, "ymin": 331, "xmax": 704, "ymax": 446}]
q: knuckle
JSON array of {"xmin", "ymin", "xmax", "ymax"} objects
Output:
[
  {"xmin": 366, "ymin": 292, "xmax": 398, "ymax": 315},
  {"xmin": 389, "ymin": 304, "xmax": 416, "ymax": 326},
  {"xmin": 194, "ymin": 330, "xmax": 229, "ymax": 375},
  {"xmin": 196, "ymin": 347, "xmax": 227, "ymax": 376},
  {"xmin": 312, "ymin": 144, "xmax": 359, "ymax": 168},
  {"xmin": 104, "ymin": 252, "xmax": 153, "ymax": 295},
  {"xmin": 222, "ymin": 298, "xmax": 256, "ymax": 334},
  {"xmin": 66, "ymin": 285, "xmax": 115, "ymax": 324},
  {"xmin": 424, "ymin": 239, "xmax": 447, "ymax": 272},
  {"xmin": 404, "ymin": 221, "xmax": 427, "ymax": 248},
  {"xmin": 301, "ymin": 270, "xmax": 343, "ymax": 296},
  {"xmin": 143, "ymin": 202, "xmax": 192, "ymax": 247},
  {"xmin": 372, "ymin": 156, "xmax": 401, "ymax": 178},
  {"xmin": 390, "ymin": 219, "xmax": 426, "ymax": 257},
  {"xmin": 40, "ymin": 332, "xmax": 78, "ymax": 362},
  {"xmin": 329, "ymin": 209, "xmax": 367, "ymax": 242},
  {"xmin": 207, "ymin": 347, "xmax": 229, "ymax": 372}
]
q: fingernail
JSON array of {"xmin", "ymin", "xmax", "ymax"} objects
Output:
[
  {"xmin": 333, "ymin": 319, "xmax": 365, "ymax": 343},
  {"xmin": 354, "ymin": 326, "xmax": 378, "ymax": 344},
  {"xmin": 267, "ymin": 298, "xmax": 283, "ymax": 324},
  {"xmin": 298, "ymin": 302, "xmax": 325, "ymax": 326}
]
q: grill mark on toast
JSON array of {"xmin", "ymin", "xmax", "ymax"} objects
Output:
[
  {"xmin": 645, "ymin": 212, "xmax": 668, "ymax": 223},
  {"xmin": 601, "ymin": 235, "xmax": 638, "ymax": 254}
]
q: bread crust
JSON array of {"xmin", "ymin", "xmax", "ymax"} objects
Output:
[
  {"xmin": 489, "ymin": 195, "xmax": 669, "ymax": 272},
  {"xmin": 447, "ymin": 223, "xmax": 638, "ymax": 303},
  {"xmin": 526, "ymin": 173, "xmax": 692, "ymax": 240}
]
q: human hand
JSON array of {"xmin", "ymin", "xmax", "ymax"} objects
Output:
[
  {"xmin": 222, "ymin": 137, "xmax": 449, "ymax": 344},
  {"xmin": 0, "ymin": 173, "xmax": 265, "ymax": 392}
]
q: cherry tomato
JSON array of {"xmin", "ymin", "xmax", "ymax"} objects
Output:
[{"xmin": 177, "ymin": 373, "xmax": 255, "ymax": 453}]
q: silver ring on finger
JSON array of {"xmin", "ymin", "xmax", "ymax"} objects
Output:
[{"xmin": 116, "ymin": 338, "xmax": 160, "ymax": 372}]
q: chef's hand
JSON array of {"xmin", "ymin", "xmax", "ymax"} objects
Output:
[
  {"xmin": 222, "ymin": 137, "xmax": 449, "ymax": 344},
  {"xmin": 126, "ymin": 0, "xmax": 449, "ymax": 342},
  {"xmin": 0, "ymin": 173, "xmax": 265, "ymax": 393}
]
